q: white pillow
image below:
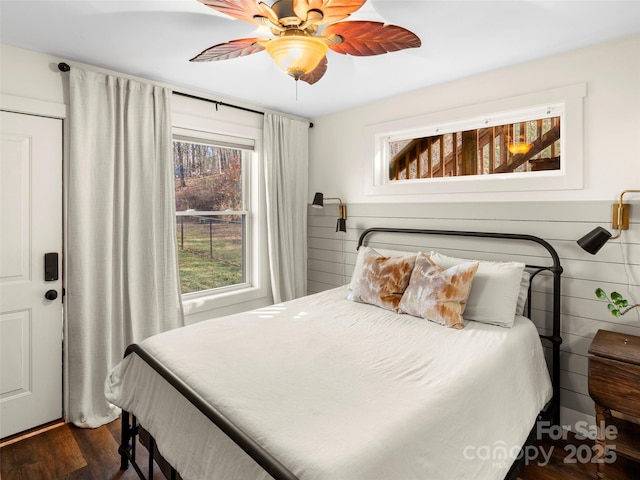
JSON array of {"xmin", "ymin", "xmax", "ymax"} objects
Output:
[
  {"xmin": 429, "ymin": 251, "xmax": 525, "ymax": 327},
  {"xmin": 349, "ymin": 246, "xmax": 415, "ymax": 290},
  {"xmin": 517, "ymin": 270, "xmax": 530, "ymax": 316}
]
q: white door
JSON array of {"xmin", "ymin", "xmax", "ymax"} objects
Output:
[{"xmin": 0, "ymin": 110, "xmax": 63, "ymax": 438}]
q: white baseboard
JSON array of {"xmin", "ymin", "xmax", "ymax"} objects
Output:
[
  {"xmin": 561, "ymin": 406, "xmax": 595, "ymax": 429},
  {"xmin": 534, "ymin": 407, "xmax": 597, "ymax": 442},
  {"xmin": 560, "ymin": 406, "xmax": 596, "ymax": 437}
]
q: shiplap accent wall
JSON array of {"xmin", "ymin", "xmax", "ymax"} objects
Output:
[{"xmin": 307, "ymin": 200, "xmax": 640, "ymax": 427}]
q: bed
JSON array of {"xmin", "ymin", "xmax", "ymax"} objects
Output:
[{"xmin": 105, "ymin": 227, "xmax": 563, "ymax": 480}]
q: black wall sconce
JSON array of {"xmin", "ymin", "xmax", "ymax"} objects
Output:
[
  {"xmin": 577, "ymin": 189, "xmax": 639, "ymax": 254},
  {"xmin": 312, "ymin": 192, "xmax": 347, "ymax": 234}
]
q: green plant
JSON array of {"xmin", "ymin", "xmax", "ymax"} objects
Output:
[{"xmin": 595, "ymin": 288, "xmax": 640, "ymax": 317}]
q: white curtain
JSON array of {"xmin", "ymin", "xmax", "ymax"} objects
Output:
[
  {"xmin": 66, "ymin": 69, "xmax": 184, "ymax": 428},
  {"xmin": 263, "ymin": 113, "xmax": 309, "ymax": 303}
]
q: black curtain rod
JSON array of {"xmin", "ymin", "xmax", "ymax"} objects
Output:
[
  {"xmin": 173, "ymin": 91, "xmax": 265, "ymax": 117},
  {"xmin": 57, "ymin": 62, "xmax": 313, "ymax": 127},
  {"xmin": 174, "ymin": 91, "xmax": 313, "ymax": 128}
]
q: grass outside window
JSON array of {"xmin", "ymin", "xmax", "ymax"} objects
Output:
[{"xmin": 176, "ymin": 218, "xmax": 243, "ymax": 294}]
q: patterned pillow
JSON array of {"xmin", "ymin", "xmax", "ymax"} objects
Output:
[
  {"xmin": 349, "ymin": 246, "xmax": 415, "ymax": 290},
  {"xmin": 429, "ymin": 251, "xmax": 525, "ymax": 327},
  {"xmin": 350, "ymin": 250, "xmax": 416, "ymax": 312},
  {"xmin": 398, "ymin": 253, "xmax": 479, "ymax": 329}
]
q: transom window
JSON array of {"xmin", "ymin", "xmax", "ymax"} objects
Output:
[
  {"xmin": 173, "ymin": 133, "xmax": 252, "ymax": 295},
  {"xmin": 365, "ymin": 83, "xmax": 585, "ymax": 196},
  {"xmin": 389, "ymin": 116, "xmax": 561, "ymax": 181}
]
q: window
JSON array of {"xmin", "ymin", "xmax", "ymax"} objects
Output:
[
  {"xmin": 173, "ymin": 131, "xmax": 253, "ymax": 296},
  {"xmin": 388, "ymin": 116, "xmax": 561, "ymax": 181},
  {"xmin": 365, "ymin": 83, "xmax": 586, "ymax": 196},
  {"xmin": 171, "ymin": 94, "xmax": 268, "ymax": 318}
]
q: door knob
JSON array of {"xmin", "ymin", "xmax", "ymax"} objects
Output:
[{"xmin": 45, "ymin": 290, "xmax": 58, "ymax": 301}]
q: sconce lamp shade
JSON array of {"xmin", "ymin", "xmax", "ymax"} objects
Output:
[
  {"xmin": 311, "ymin": 192, "xmax": 347, "ymax": 233},
  {"xmin": 312, "ymin": 192, "xmax": 324, "ymax": 208},
  {"xmin": 577, "ymin": 226, "xmax": 612, "ymax": 255},
  {"xmin": 576, "ymin": 189, "xmax": 639, "ymax": 255}
]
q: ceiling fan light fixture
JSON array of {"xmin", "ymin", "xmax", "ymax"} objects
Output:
[
  {"xmin": 507, "ymin": 125, "xmax": 532, "ymax": 155},
  {"xmin": 265, "ymin": 33, "xmax": 328, "ymax": 80},
  {"xmin": 507, "ymin": 142, "xmax": 533, "ymax": 155},
  {"xmin": 193, "ymin": 0, "xmax": 421, "ymax": 85}
]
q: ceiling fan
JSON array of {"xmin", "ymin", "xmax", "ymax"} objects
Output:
[{"xmin": 190, "ymin": 0, "xmax": 421, "ymax": 84}]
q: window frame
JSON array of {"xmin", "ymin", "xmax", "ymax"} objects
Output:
[
  {"xmin": 173, "ymin": 131, "xmax": 251, "ymax": 296},
  {"xmin": 365, "ymin": 83, "xmax": 586, "ymax": 196},
  {"xmin": 171, "ymin": 113, "xmax": 268, "ymax": 317},
  {"xmin": 387, "ymin": 110, "xmax": 562, "ymax": 180}
]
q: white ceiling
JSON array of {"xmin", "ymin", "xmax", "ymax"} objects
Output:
[{"xmin": 2, "ymin": 1, "xmax": 640, "ymax": 118}]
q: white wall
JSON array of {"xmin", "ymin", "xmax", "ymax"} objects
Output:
[
  {"xmin": 308, "ymin": 201, "xmax": 640, "ymax": 428},
  {"xmin": 308, "ymin": 34, "xmax": 640, "ymax": 204},
  {"xmin": 0, "ymin": 43, "xmax": 273, "ymax": 322},
  {"xmin": 0, "ymin": 44, "xmax": 67, "ymax": 106},
  {"xmin": 306, "ymin": 35, "xmax": 640, "ymax": 428},
  {"xmin": 4, "ymin": 37, "xmax": 640, "ymax": 430}
]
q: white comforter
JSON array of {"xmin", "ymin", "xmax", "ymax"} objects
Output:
[{"xmin": 105, "ymin": 286, "xmax": 552, "ymax": 480}]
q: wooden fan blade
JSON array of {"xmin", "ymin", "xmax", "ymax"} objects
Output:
[
  {"xmin": 299, "ymin": 56, "xmax": 328, "ymax": 84},
  {"xmin": 324, "ymin": 20, "xmax": 421, "ymax": 56},
  {"xmin": 293, "ymin": 0, "xmax": 366, "ymax": 25},
  {"xmin": 197, "ymin": 0, "xmax": 279, "ymax": 26},
  {"xmin": 190, "ymin": 38, "xmax": 267, "ymax": 62}
]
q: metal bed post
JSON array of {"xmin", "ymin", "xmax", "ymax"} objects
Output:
[{"xmin": 119, "ymin": 410, "xmax": 130, "ymax": 470}]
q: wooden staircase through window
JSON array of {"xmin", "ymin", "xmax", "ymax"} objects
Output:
[{"xmin": 389, "ymin": 118, "xmax": 561, "ymax": 180}]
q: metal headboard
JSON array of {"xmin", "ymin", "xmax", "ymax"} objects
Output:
[{"xmin": 357, "ymin": 227, "xmax": 563, "ymax": 425}]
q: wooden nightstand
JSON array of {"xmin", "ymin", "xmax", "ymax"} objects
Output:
[{"xmin": 588, "ymin": 329, "xmax": 640, "ymax": 479}]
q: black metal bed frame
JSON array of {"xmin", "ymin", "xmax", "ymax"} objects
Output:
[{"xmin": 119, "ymin": 227, "xmax": 563, "ymax": 480}]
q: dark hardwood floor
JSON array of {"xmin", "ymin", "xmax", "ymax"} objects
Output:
[
  {"xmin": 2, "ymin": 418, "xmax": 635, "ymax": 480},
  {"xmin": 1, "ymin": 419, "xmax": 164, "ymax": 480}
]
